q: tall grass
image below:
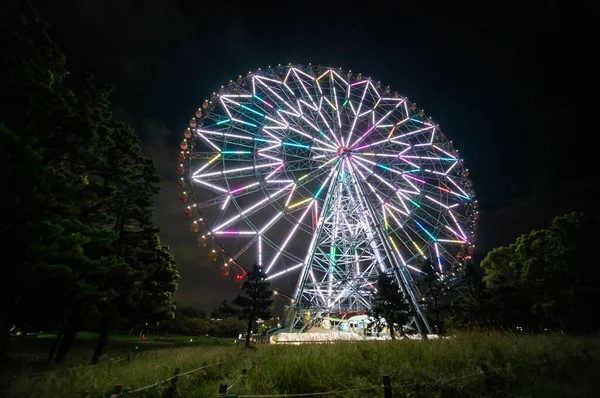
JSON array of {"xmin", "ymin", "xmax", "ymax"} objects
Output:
[{"xmin": 6, "ymin": 332, "xmax": 600, "ymax": 397}]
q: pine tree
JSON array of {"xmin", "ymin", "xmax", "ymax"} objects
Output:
[
  {"xmin": 416, "ymin": 259, "xmax": 444, "ymax": 333},
  {"xmin": 232, "ymin": 264, "xmax": 274, "ymax": 347},
  {"xmin": 367, "ymin": 273, "xmax": 411, "ymax": 340},
  {"xmin": 0, "ymin": 1, "xmax": 103, "ymax": 356},
  {"xmin": 86, "ymin": 122, "xmax": 175, "ymax": 364}
]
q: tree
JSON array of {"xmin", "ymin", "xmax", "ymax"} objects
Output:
[
  {"xmin": 211, "ymin": 300, "xmax": 238, "ymax": 319},
  {"xmin": 0, "ymin": 1, "xmax": 180, "ymax": 363},
  {"xmin": 86, "ymin": 120, "xmax": 177, "ymax": 364},
  {"xmin": 232, "ymin": 264, "xmax": 273, "ymax": 347},
  {"xmin": 367, "ymin": 273, "xmax": 411, "ymax": 340},
  {"xmin": 416, "ymin": 259, "xmax": 444, "ymax": 333},
  {"xmin": 445, "ymin": 260, "xmax": 493, "ymax": 330},
  {"xmin": 0, "ymin": 0, "xmax": 97, "ymax": 355},
  {"xmin": 476, "ymin": 212, "xmax": 600, "ymax": 333}
]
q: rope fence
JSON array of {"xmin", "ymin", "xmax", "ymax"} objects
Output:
[
  {"xmin": 99, "ymin": 348, "xmax": 593, "ymax": 397},
  {"xmin": 219, "ymin": 350, "xmax": 592, "ymax": 398}
]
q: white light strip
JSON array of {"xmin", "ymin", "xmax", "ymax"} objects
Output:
[{"xmin": 266, "ymin": 263, "xmax": 303, "ymax": 280}]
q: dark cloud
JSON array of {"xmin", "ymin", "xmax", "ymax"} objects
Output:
[{"xmin": 477, "ymin": 176, "xmax": 597, "ymax": 253}]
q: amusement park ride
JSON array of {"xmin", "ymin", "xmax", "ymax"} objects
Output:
[{"xmin": 177, "ymin": 64, "xmax": 477, "ymax": 339}]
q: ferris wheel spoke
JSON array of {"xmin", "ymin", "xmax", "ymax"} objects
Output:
[
  {"xmin": 265, "ymin": 202, "xmax": 313, "ymax": 274},
  {"xmin": 193, "ymin": 161, "xmax": 282, "ymax": 181},
  {"xmin": 343, "ymin": 80, "xmax": 369, "ymax": 147},
  {"xmin": 351, "ymin": 157, "xmax": 415, "ymax": 204},
  {"xmin": 350, "ymin": 98, "xmax": 406, "ymax": 149},
  {"xmin": 213, "ymin": 182, "xmax": 295, "ymax": 232}
]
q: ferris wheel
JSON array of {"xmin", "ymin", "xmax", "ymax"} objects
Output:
[{"xmin": 177, "ymin": 64, "xmax": 477, "ymax": 336}]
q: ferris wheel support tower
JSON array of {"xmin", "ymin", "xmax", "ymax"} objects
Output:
[{"xmin": 288, "ymin": 154, "xmax": 432, "ymax": 336}]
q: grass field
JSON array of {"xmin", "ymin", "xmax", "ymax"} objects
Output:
[{"xmin": 3, "ymin": 332, "xmax": 600, "ymax": 397}]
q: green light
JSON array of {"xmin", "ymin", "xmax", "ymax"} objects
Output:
[
  {"xmin": 408, "ymin": 199, "xmax": 421, "ymax": 208},
  {"xmin": 221, "ymin": 151, "xmax": 251, "ymax": 155},
  {"xmin": 283, "ymin": 142, "xmax": 310, "ymax": 149},
  {"xmin": 240, "ymin": 105, "xmax": 265, "ymax": 117},
  {"xmin": 342, "ymin": 99, "xmax": 348, "ymax": 107},
  {"xmin": 216, "ymin": 119, "xmax": 230, "ymax": 125}
]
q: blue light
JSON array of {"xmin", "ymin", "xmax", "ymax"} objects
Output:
[
  {"xmin": 216, "ymin": 119, "xmax": 230, "ymax": 125},
  {"xmin": 314, "ymin": 185, "xmax": 325, "ymax": 198},
  {"xmin": 240, "ymin": 105, "xmax": 265, "ymax": 117},
  {"xmin": 283, "ymin": 142, "xmax": 310, "ymax": 149},
  {"xmin": 416, "ymin": 221, "xmax": 437, "ymax": 242},
  {"xmin": 239, "ymin": 120, "xmax": 258, "ymax": 128}
]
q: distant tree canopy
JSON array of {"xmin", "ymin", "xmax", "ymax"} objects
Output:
[
  {"xmin": 0, "ymin": 0, "xmax": 179, "ymax": 364},
  {"xmin": 447, "ymin": 212, "xmax": 600, "ymax": 333},
  {"xmin": 157, "ymin": 306, "xmax": 246, "ymax": 338}
]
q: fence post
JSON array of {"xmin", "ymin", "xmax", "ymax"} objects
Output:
[
  {"xmin": 218, "ymin": 384, "xmax": 228, "ymax": 397},
  {"xmin": 480, "ymin": 364, "xmax": 492, "ymax": 394},
  {"xmin": 171, "ymin": 368, "xmax": 181, "ymax": 386},
  {"xmin": 109, "ymin": 384, "xmax": 123, "ymax": 398},
  {"xmin": 382, "ymin": 374, "xmax": 392, "ymax": 398}
]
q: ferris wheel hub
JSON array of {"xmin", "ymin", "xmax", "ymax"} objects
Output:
[{"xmin": 337, "ymin": 147, "xmax": 351, "ymax": 156}]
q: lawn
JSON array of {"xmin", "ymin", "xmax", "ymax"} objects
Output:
[{"xmin": 3, "ymin": 332, "xmax": 600, "ymax": 397}]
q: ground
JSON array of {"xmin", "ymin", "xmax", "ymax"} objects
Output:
[{"xmin": 2, "ymin": 332, "xmax": 600, "ymax": 397}]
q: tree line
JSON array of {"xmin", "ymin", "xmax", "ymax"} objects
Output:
[
  {"xmin": 371, "ymin": 211, "xmax": 600, "ymax": 336},
  {"xmin": 0, "ymin": 1, "xmax": 179, "ymax": 364},
  {"xmin": 159, "ymin": 264, "xmax": 274, "ymax": 347},
  {"xmin": 447, "ymin": 212, "xmax": 600, "ymax": 333}
]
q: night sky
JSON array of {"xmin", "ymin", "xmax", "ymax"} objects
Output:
[{"xmin": 34, "ymin": 1, "xmax": 597, "ymax": 310}]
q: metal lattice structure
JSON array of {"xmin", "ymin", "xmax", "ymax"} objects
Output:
[{"xmin": 178, "ymin": 64, "xmax": 478, "ymax": 337}]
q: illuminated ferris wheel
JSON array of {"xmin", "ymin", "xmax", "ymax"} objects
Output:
[{"xmin": 177, "ymin": 64, "xmax": 477, "ymax": 335}]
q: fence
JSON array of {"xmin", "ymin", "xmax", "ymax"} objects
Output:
[{"xmin": 103, "ymin": 349, "xmax": 593, "ymax": 397}]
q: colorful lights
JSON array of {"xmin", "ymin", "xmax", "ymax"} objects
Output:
[
  {"xmin": 288, "ymin": 197, "xmax": 312, "ymax": 209},
  {"xmin": 240, "ymin": 104, "xmax": 265, "ymax": 117},
  {"xmin": 415, "ymin": 221, "xmax": 437, "ymax": 242},
  {"xmin": 182, "ymin": 65, "xmax": 476, "ymax": 331},
  {"xmin": 282, "ymin": 141, "xmax": 310, "ymax": 149},
  {"xmin": 221, "ymin": 150, "xmax": 251, "ymax": 155}
]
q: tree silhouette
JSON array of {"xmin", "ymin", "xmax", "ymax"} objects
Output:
[
  {"xmin": 416, "ymin": 258, "xmax": 444, "ymax": 333},
  {"xmin": 232, "ymin": 264, "xmax": 274, "ymax": 347},
  {"xmin": 368, "ymin": 273, "xmax": 411, "ymax": 340}
]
